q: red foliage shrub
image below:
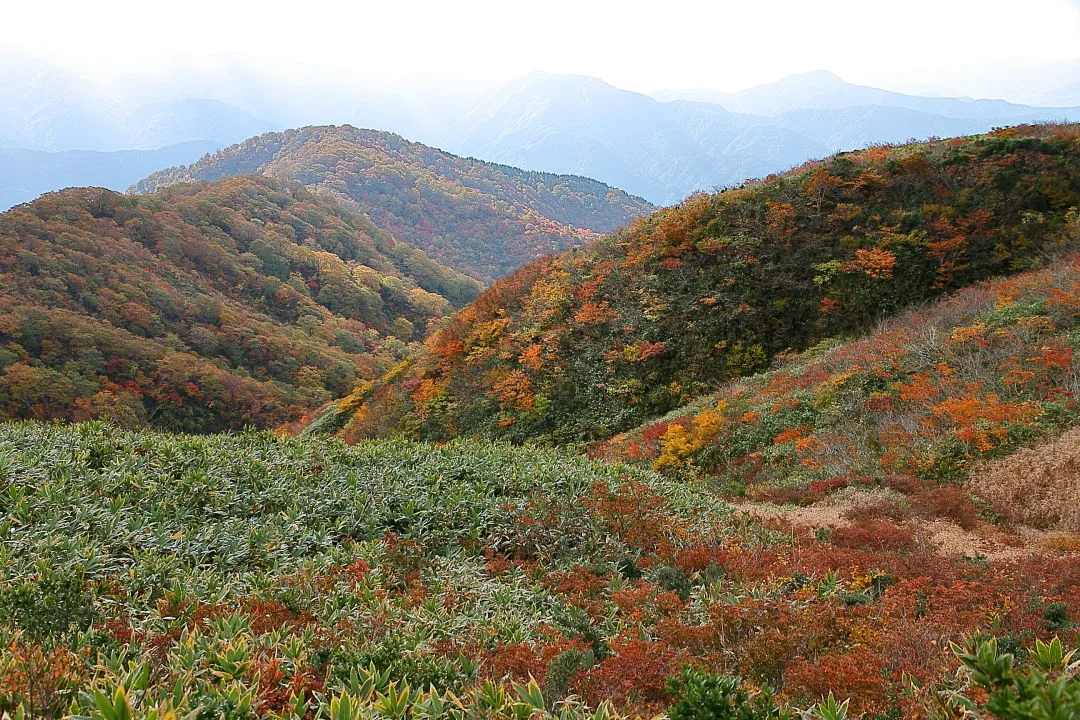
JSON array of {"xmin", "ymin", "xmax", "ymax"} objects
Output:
[
  {"xmin": 911, "ymin": 486, "xmax": 980, "ymax": 529},
  {"xmin": 843, "ymin": 500, "xmax": 912, "ymax": 523},
  {"xmin": 808, "ymin": 476, "xmax": 849, "ymax": 495},
  {"xmin": 243, "ymin": 599, "xmax": 314, "ymax": 635},
  {"xmin": 750, "ymin": 485, "xmax": 816, "ymax": 506},
  {"xmin": 641, "ymin": 421, "xmax": 671, "ymax": 446},
  {"xmin": 545, "ymin": 566, "xmax": 612, "ymax": 617},
  {"xmin": 785, "ymin": 647, "xmax": 888, "ymax": 715},
  {"xmin": 577, "ymin": 639, "xmax": 686, "ymax": 712},
  {"xmin": 831, "ymin": 519, "xmax": 917, "ymax": 552},
  {"xmin": 667, "ymin": 544, "xmax": 728, "ymax": 575},
  {"xmin": 883, "ymin": 474, "xmax": 927, "ymax": 494},
  {"xmin": 586, "ymin": 481, "xmax": 674, "ymax": 552},
  {"xmin": 251, "ymin": 656, "xmax": 324, "ymax": 717}
]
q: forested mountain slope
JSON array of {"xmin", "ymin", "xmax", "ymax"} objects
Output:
[
  {"xmin": 132, "ymin": 126, "xmax": 654, "ymax": 281},
  {"xmin": 596, "ymin": 250, "xmax": 1080, "ymax": 500},
  {"xmin": 326, "ymin": 125, "xmax": 1080, "ymax": 444},
  {"xmin": 0, "ymin": 176, "xmax": 481, "ymax": 432}
]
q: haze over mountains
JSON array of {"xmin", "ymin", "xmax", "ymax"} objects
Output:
[
  {"xmin": 0, "ymin": 52, "xmax": 272, "ymax": 152},
  {"xmin": 2, "ymin": 51, "xmax": 1079, "ymax": 209},
  {"xmin": 0, "ymin": 142, "xmax": 220, "ymax": 211}
]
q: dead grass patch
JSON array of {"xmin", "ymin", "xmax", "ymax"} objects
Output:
[{"xmin": 969, "ymin": 426, "xmax": 1080, "ymax": 531}]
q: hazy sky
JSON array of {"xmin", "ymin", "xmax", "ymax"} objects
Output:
[{"xmin": 7, "ymin": 0, "xmax": 1080, "ymax": 100}]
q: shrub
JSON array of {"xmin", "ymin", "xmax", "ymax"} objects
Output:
[
  {"xmin": 0, "ymin": 572, "xmax": 96, "ymax": 642},
  {"xmin": 543, "ymin": 649, "xmax": 594, "ymax": 706},
  {"xmin": 578, "ymin": 639, "xmax": 685, "ymax": 711},
  {"xmin": 652, "ymin": 567, "xmax": 692, "ymax": 602},
  {"xmin": 1045, "ymin": 533, "xmax": 1080, "ymax": 553},
  {"xmin": 666, "ymin": 667, "xmax": 786, "ymax": 720},
  {"xmin": 911, "ymin": 486, "xmax": 980, "ymax": 529},
  {"xmin": 945, "ymin": 637, "xmax": 1080, "ymax": 719},
  {"xmin": 830, "ymin": 519, "xmax": 917, "ymax": 552}
]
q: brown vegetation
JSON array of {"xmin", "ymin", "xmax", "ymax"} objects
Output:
[{"xmin": 970, "ymin": 426, "xmax": 1080, "ymax": 531}]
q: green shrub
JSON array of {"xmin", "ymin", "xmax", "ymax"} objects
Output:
[
  {"xmin": 666, "ymin": 667, "xmax": 789, "ymax": 720},
  {"xmin": 652, "ymin": 566, "xmax": 691, "ymax": 601},
  {"xmin": 947, "ymin": 637, "xmax": 1080, "ymax": 719}
]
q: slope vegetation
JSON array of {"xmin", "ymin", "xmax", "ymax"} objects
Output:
[
  {"xmin": 331, "ymin": 125, "xmax": 1080, "ymax": 444},
  {"xmin": 0, "ymin": 176, "xmax": 480, "ymax": 432},
  {"xmin": 3, "ymin": 421, "xmax": 1078, "ymax": 719},
  {"xmin": 132, "ymin": 126, "xmax": 654, "ymax": 281},
  {"xmin": 595, "ymin": 251, "xmax": 1080, "ymax": 520}
]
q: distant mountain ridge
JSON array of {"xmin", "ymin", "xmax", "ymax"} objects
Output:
[
  {"xmin": 0, "ymin": 141, "xmax": 220, "ymax": 211},
  {"xmin": 5, "ymin": 50, "xmax": 1079, "ymax": 207},
  {"xmin": 131, "ymin": 125, "xmax": 654, "ymax": 281},
  {"xmin": 437, "ymin": 72, "xmax": 1080, "ymax": 204},
  {"xmin": 0, "ymin": 52, "xmax": 274, "ymax": 152},
  {"xmin": 653, "ymin": 70, "xmax": 1080, "ymax": 118}
]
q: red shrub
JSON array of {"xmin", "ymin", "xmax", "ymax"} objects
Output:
[
  {"xmin": 911, "ymin": 486, "xmax": 980, "ymax": 529},
  {"xmin": 883, "ymin": 474, "xmax": 929, "ymax": 494},
  {"xmin": 243, "ymin": 599, "xmax": 313, "ymax": 635},
  {"xmin": 808, "ymin": 476, "xmax": 849, "ymax": 495},
  {"xmin": 750, "ymin": 485, "xmax": 816, "ymax": 506},
  {"xmin": 843, "ymin": 500, "xmax": 912, "ymax": 523},
  {"xmin": 831, "ymin": 519, "xmax": 917, "ymax": 552},
  {"xmin": 577, "ymin": 639, "xmax": 686, "ymax": 712},
  {"xmin": 785, "ymin": 647, "xmax": 889, "ymax": 715},
  {"xmin": 667, "ymin": 544, "xmax": 728, "ymax": 575}
]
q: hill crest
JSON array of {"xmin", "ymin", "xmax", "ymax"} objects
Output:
[
  {"xmin": 323, "ymin": 124, "xmax": 1080, "ymax": 445},
  {"xmin": 131, "ymin": 125, "xmax": 655, "ymax": 281}
]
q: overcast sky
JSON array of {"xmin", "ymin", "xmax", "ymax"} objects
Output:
[{"xmin": 6, "ymin": 0, "xmax": 1080, "ymax": 100}]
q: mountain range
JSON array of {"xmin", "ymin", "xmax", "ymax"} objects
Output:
[
  {"xmin": 439, "ymin": 72, "xmax": 1080, "ymax": 203},
  {"xmin": 653, "ymin": 70, "xmax": 1079, "ymax": 118},
  {"xmin": 0, "ymin": 141, "xmax": 219, "ymax": 210},
  {"xmin": 4, "ymin": 52, "xmax": 1078, "ymax": 208}
]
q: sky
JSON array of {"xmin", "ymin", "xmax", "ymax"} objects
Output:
[{"xmin": 5, "ymin": 0, "xmax": 1080, "ymax": 101}]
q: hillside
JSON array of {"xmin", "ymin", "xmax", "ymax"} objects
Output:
[
  {"xmin": 327, "ymin": 125, "xmax": 1080, "ymax": 445},
  {"xmin": 0, "ymin": 176, "xmax": 481, "ymax": 432},
  {"xmin": 3, "ymin": 421, "xmax": 1079, "ymax": 719},
  {"xmin": 131, "ymin": 126, "xmax": 654, "ymax": 281},
  {"xmin": 595, "ymin": 251, "xmax": 1080, "ymax": 516}
]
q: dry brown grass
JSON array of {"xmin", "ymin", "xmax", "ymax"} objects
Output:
[
  {"xmin": 734, "ymin": 487, "xmax": 1053, "ymax": 560},
  {"xmin": 969, "ymin": 426, "xmax": 1080, "ymax": 532},
  {"xmin": 1044, "ymin": 532, "xmax": 1080, "ymax": 553}
]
